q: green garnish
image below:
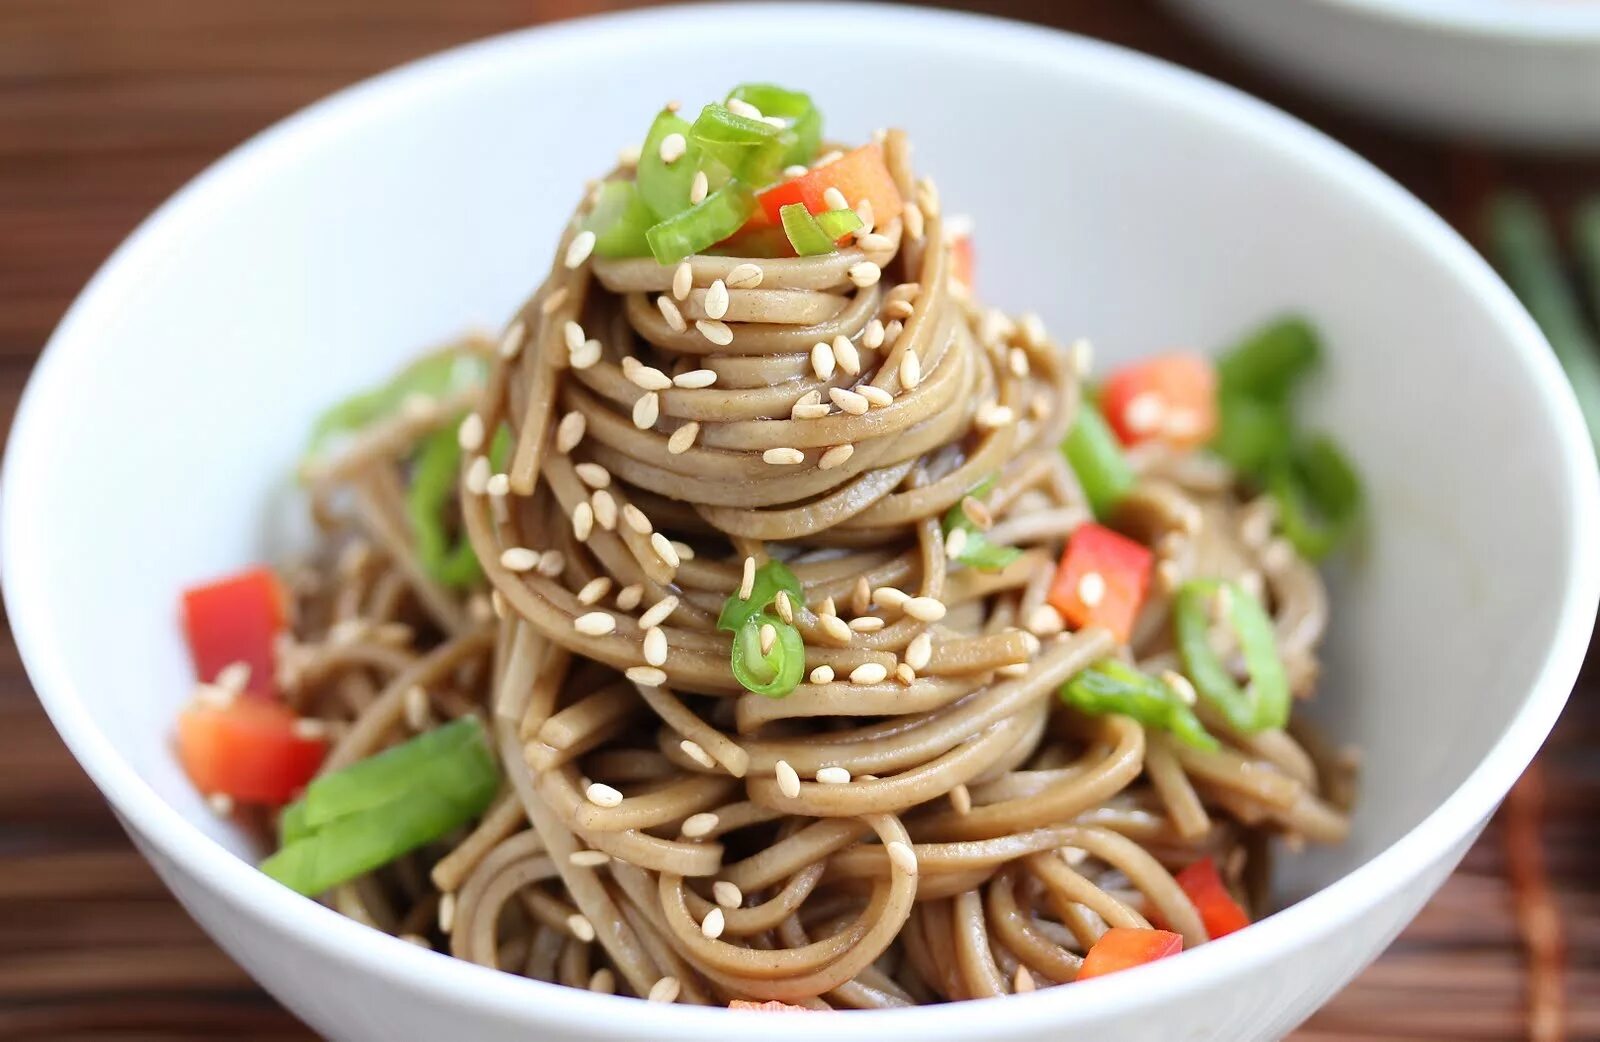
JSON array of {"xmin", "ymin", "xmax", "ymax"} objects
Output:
[
  {"xmin": 645, "ymin": 180, "xmax": 756, "ymax": 265},
  {"xmin": 305, "ymin": 351, "xmax": 486, "ymax": 462},
  {"xmin": 727, "ymin": 83, "xmax": 821, "ymax": 169},
  {"xmin": 779, "ymin": 203, "xmax": 836, "ymax": 256},
  {"xmin": 1061, "ymin": 399, "xmax": 1135, "ymax": 520},
  {"xmin": 1060, "ymin": 659, "xmax": 1217, "ymax": 751},
  {"xmin": 941, "ymin": 476, "xmax": 1022, "ymax": 572},
  {"xmin": 689, "ymin": 104, "xmax": 791, "ymax": 188},
  {"xmin": 1268, "ymin": 435, "xmax": 1363, "ymax": 562},
  {"xmin": 1173, "ymin": 579, "xmax": 1289, "ymax": 734},
  {"xmin": 718, "ymin": 559, "xmax": 806, "ymax": 698},
  {"xmin": 583, "ymin": 180, "xmax": 656, "ymax": 258},
  {"xmin": 717, "ymin": 559, "xmax": 804, "ymax": 632},
  {"xmin": 636, "ymin": 108, "xmax": 705, "ymax": 221}
]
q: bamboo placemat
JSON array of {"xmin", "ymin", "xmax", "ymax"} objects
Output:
[{"xmin": 1, "ymin": 2, "xmax": 1595, "ymax": 1038}]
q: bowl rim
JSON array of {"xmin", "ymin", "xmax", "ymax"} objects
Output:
[
  {"xmin": 4, "ymin": 3, "xmax": 1597, "ymax": 1035},
  {"xmin": 1303, "ymin": 0, "xmax": 1600, "ymax": 40}
]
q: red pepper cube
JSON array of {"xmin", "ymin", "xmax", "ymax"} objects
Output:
[
  {"xmin": 181, "ymin": 566, "xmax": 288, "ymax": 697},
  {"xmin": 176, "ymin": 698, "xmax": 326, "ymax": 806},
  {"xmin": 1101, "ymin": 352, "xmax": 1218, "ymax": 450},
  {"xmin": 1077, "ymin": 928, "xmax": 1184, "ymax": 980},
  {"xmin": 757, "ymin": 144, "xmax": 904, "ymax": 229},
  {"xmin": 1174, "ymin": 857, "xmax": 1252, "ymax": 940},
  {"xmin": 1047, "ymin": 523, "xmax": 1153, "ymax": 644}
]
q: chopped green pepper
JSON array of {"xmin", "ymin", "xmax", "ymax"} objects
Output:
[
  {"xmin": 779, "ymin": 202, "xmax": 838, "ymax": 256},
  {"xmin": 1216, "ymin": 316, "xmax": 1321, "ymax": 403},
  {"xmin": 1060, "ymin": 659, "xmax": 1217, "ymax": 751},
  {"xmin": 583, "ymin": 179, "xmax": 655, "ymax": 258},
  {"xmin": 717, "ymin": 559, "xmax": 804, "ymax": 632},
  {"xmin": 1062, "ymin": 399, "xmax": 1135, "ymax": 520},
  {"xmin": 636, "ymin": 108, "xmax": 703, "ymax": 221},
  {"xmin": 305, "ymin": 351, "xmax": 486, "ymax": 461},
  {"xmin": 689, "ymin": 104, "xmax": 791, "ymax": 188},
  {"xmin": 816, "ymin": 208, "xmax": 863, "ymax": 242},
  {"xmin": 730, "ymin": 613, "xmax": 805, "ymax": 698},
  {"xmin": 727, "ymin": 83, "xmax": 821, "ymax": 170},
  {"xmin": 1269, "ymin": 434, "xmax": 1363, "ymax": 562},
  {"xmin": 645, "ymin": 180, "xmax": 756, "ymax": 265},
  {"xmin": 1172, "ymin": 579, "xmax": 1289, "ymax": 734},
  {"xmin": 941, "ymin": 476, "xmax": 1022, "ymax": 572}
]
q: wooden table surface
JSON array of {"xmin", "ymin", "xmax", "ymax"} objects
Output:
[{"xmin": 2, "ymin": 2, "xmax": 1597, "ymax": 1039}]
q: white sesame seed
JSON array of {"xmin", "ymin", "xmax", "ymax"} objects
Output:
[
  {"xmin": 642, "ymin": 626, "xmax": 669, "ymax": 668},
  {"xmin": 466, "ymin": 455, "xmax": 491, "ymax": 495},
  {"xmin": 917, "ymin": 178, "xmax": 942, "ymax": 217},
  {"xmin": 850, "ymin": 662, "xmax": 889, "ymax": 685},
  {"xmin": 658, "ymin": 133, "xmax": 687, "ymax": 164},
  {"xmin": 816, "ymin": 149, "xmax": 844, "ymax": 166},
  {"xmin": 574, "ymin": 612, "xmax": 617, "ymax": 636},
  {"xmin": 859, "ymin": 232, "xmax": 894, "ymax": 253},
  {"xmin": 689, "ymin": 318, "xmax": 731, "ymax": 348},
  {"xmin": 1162, "ymin": 670, "xmax": 1199, "ymax": 706},
  {"xmin": 725, "ymin": 262, "xmax": 763, "ymax": 289},
  {"xmin": 810, "ymin": 341, "xmax": 837, "ymax": 381},
  {"xmin": 849, "ymin": 615, "xmax": 885, "ymax": 633},
  {"xmin": 775, "ymin": 759, "xmax": 801, "ymax": 799},
  {"xmin": 577, "ymin": 576, "xmax": 611, "ymax": 605},
  {"xmin": 700, "ymin": 906, "xmax": 726, "ymax": 940},
  {"xmin": 682, "ymin": 812, "xmax": 719, "ymax": 837},
  {"xmin": 628, "ymin": 365, "xmax": 673, "ymax": 391},
  {"xmin": 438, "ymin": 892, "xmax": 457, "ymax": 932},
  {"xmin": 1027, "ymin": 604, "xmax": 1065, "ymax": 637},
  {"xmin": 1070, "ymin": 338, "xmax": 1094, "ymax": 377},
  {"xmin": 976, "ymin": 403, "xmax": 1016, "ymax": 430},
  {"xmin": 858, "ymin": 385, "xmax": 893, "ymax": 408},
  {"xmin": 1124, "ymin": 392, "xmax": 1165, "ymax": 435},
  {"xmin": 759, "ymin": 622, "xmax": 777, "ymax": 655},
  {"xmin": 456, "ymin": 413, "xmax": 485, "ymax": 453},
  {"xmin": 1014, "ymin": 966, "xmax": 1036, "ymax": 993},
  {"xmin": 738, "ymin": 556, "xmax": 757, "ymax": 600},
  {"xmin": 674, "ymin": 368, "xmax": 717, "ymax": 389},
  {"xmin": 713, "ymin": 880, "xmax": 743, "ymax": 908},
  {"xmin": 856, "ymin": 197, "xmax": 875, "ymax": 231},
  {"xmin": 565, "ymin": 230, "xmax": 596, "ymax": 269},
  {"xmin": 848, "ymin": 261, "xmax": 882, "ymax": 288},
  {"xmin": 569, "ymin": 849, "xmax": 611, "ymax": 867},
  {"xmin": 672, "ymin": 260, "xmax": 693, "ymax": 301},
  {"xmin": 667, "ymin": 421, "xmax": 700, "ymax": 454},
  {"xmin": 819, "ymin": 614, "xmax": 853, "ymax": 644},
  {"xmin": 904, "ymin": 201, "xmax": 925, "ymax": 240},
  {"xmin": 903, "ymin": 596, "xmax": 947, "ymax": 622},
  {"xmin": 569, "ymin": 338, "xmax": 601, "ymax": 369},
  {"xmin": 885, "ymin": 299, "xmax": 915, "ymax": 321},
  {"xmin": 816, "ymin": 766, "xmax": 851, "ymax": 785},
  {"xmin": 556, "ymin": 411, "xmax": 586, "ymax": 454},
  {"xmin": 1061, "ymin": 846, "xmax": 1089, "ymax": 866},
  {"xmin": 484, "ymin": 473, "xmax": 510, "ymax": 498},
  {"xmin": 679, "ymin": 739, "xmax": 715, "ymax": 770},
  {"xmin": 626, "ymin": 665, "xmax": 667, "ymax": 687},
  {"xmin": 291, "ymin": 717, "xmax": 327, "ymax": 740},
  {"xmin": 586, "ymin": 781, "xmax": 624, "ymax": 807},
  {"xmin": 774, "ymin": 590, "xmax": 795, "ymax": 623},
  {"xmin": 213, "ymin": 661, "xmax": 250, "ymax": 694},
  {"xmin": 657, "ymin": 294, "xmax": 688, "ymax": 333},
  {"xmin": 726, "ymin": 97, "xmax": 763, "ymax": 120},
  {"xmin": 640, "ymin": 595, "xmax": 679, "ymax": 629},
  {"xmin": 822, "ymin": 186, "xmax": 849, "ymax": 212},
  {"xmin": 1077, "ymin": 571, "xmax": 1106, "ymax": 607},
  {"xmin": 648, "ymin": 977, "xmax": 681, "ymax": 1004},
  {"xmin": 588, "ymin": 967, "xmax": 616, "ymax": 995},
  {"xmin": 591, "ymin": 490, "xmax": 617, "ymax": 530},
  {"xmin": 567, "ymin": 912, "xmax": 596, "ymax": 942},
  {"xmin": 704, "ymin": 279, "xmax": 730, "ymax": 320},
  {"xmin": 616, "ymin": 584, "xmax": 644, "ymax": 611},
  {"xmin": 818, "ymin": 444, "xmax": 855, "ymax": 470},
  {"xmin": 869, "ymin": 589, "xmax": 906, "ymax": 613},
  {"xmin": 951, "ymin": 783, "xmax": 973, "ymax": 815},
  {"xmin": 623, "ymin": 504, "xmax": 653, "ymax": 535},
  {"xmin": 833, "ymin": 335, "xmax": 861, "ymax": 376},
  {"xmin": 541, "ymin": 286, "xmax": 570, "ymax": 316},
  {"xmin": 829, "ymin": 387, "xmax": 869, "ymax": 415},
  {"xmin": 573, "ymin": 462, "xmax": 610, "ymax": 489},
  {"xmin": 862, "ymin": 319, "xmax": 886, "ymax": 349},
  {"xmin": 617, "ymin": 143, "xmax": 642, "ymax": 167},
  {"xmin": 572, "ymin": 501, "xmax": 595, "ymax": 541},
  {"xmin": 689, "ymin": 169, "xmax": 709, "ymax": 205},
  {"xmin": 821, "ymin": 596, "xmax": 836, "ymax": 616},
  {"xmin": 809, "ymin": 664, "xmax": 834, "ymax": 684},
  {"xmin": 887, "ymin": 841, "xmax": 919, "ymax": 875},
  {"xmin": 633, "ymin": 391, "xmax": 660, "ymax": 430},
  {"xmin": 537, "ymin": 550, "xmax": 565, "ymax": 577},
  {"xmin": 783, "ymin": 164, "xmax": 809, "ymax": 178},
  {"xmin": 899, "ymin": 350, "xmax": 922, "ymax": 389},
  {"xmin": 651, "ymin": 532, "xmax": 681, "ymax": 568},
  {"xmin": 884, "ymin": 319, "xmax": 904, "ymax": 346},
  {"xmin": 498, "ymin": 319, "xmax": 527, "ymax": 360},
  {"xmin": 206, "ymin": 792, "xmax": 235, "ymax": 816},
  {"xmin": 763, "ymin": 446, "xmax": 804, "ymax": 465},
  {"xmin": 961, "ymin": 497, "xmax": 993, "ymax": 530},
  {"xmin": 500, "ymin": 547, "xmax": 540, "ymax": 572},
  {"xmin": 563, "ymin": 320, "xmax": 586, "ymax": 354}
]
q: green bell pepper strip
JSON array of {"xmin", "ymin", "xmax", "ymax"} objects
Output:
[
  {"xmin": 779, "ymin": 203, "xmax": 839, "ymax": 256},
  {"xmin": 1060, "ymin": 659, "xmax": 1218, "ymax": 752},
  {"xmin": 583, "ymin": 179, "xmax": 655, "ymax": 258},
  {"xmin": 816, "ymin": 208, "xmax": 863, "ymax": 242},
  {"xmin": 1172, "ymin": 580, "xmax": 1290, "ymax": 734},
  {"xmin": 645, "ymin": 180, "xmax": 756, "ymax": 265},
  {"xmin": 278, "ymin": 796, "xmax": 311, "ymax": 846},
  {"xmin": 727, "ymin": 83, "xmax": 821, "ymax": 170},
  {"xmin": 305, "ymin": 351, "xmax": 487, "ymax": 461},
  {"xmin": 1489, "ymin": 193, "xmax": 1600, "ymax": 459},
  {"xmin": 1210, "ymin": 390, "xmax": 1292, "ymax": 476},
  {"xmin": 717, "ymin": 559, "xmax": 804, "ymax": 633},
  {"xmin": 1216, "ymin": 316, "xmax": 1321, "ymax": 403},
  {"xmin": 941, "ymin": 476, "xmax": 1022, "ymax": 572},
  {"xmin": 295, "ymin": 717, "xmax": 495, "ymax": 829},
  {"xmin": 1268, "ymin": 434, "xmax": 1363, "ymax": 562},
  {"xmin": 636, "ymin": 108, "xmax": 702, "ymax": 221},
  {"xmin": 730, "ymin": 612, "xmax": 805, "ymax": 698},
  {"xmin": 689, "ymin": 104, "xmax": 792, "ymax": 188},
  {"xmin": 405, "ymin": 424, "xmax": 510, "ymax": 590},
  {"xmin": 1061, "ymin": 399, "xmax": 1135, "ymax": 520}
]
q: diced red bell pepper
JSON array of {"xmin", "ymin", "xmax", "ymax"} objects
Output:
[
  {"xmin": 1047, "ymin": 523, "xmax": 1153, "ymax": 644},
  {"xmin": 1174, "ymin": 857, "xmax": 1251, "ymax": 940},
  {"xmin": 176, "ymin": 697, "xmax": 326, "ymax": 805},
  {"xmin": 728, "ymin": 1001, "xmax": 814, "ymax": 1012},
  {"xmin": 1077, "ymin": 928, "xmax": 1183, "ymax": 980},
  {"xmin": 756, "ymin": 144, "xmax": 903, "ymax": 229},
  {"xmin": 950, "ymin": 234, "xmax": 974, "ymax": 291},
  {"xmin": 181, "ymin": 566, "xmax": 288, "ymax": 697},
  {"xmin": 1100, "ymin": 353, "xmax": 1218, "ymax": 450}
]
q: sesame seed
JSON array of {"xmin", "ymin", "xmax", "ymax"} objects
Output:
[
  {"xmin": 658, "ymin": 133, "xmax": 687, "ymax": 164},
  {"xmin": 768, "ymin": 590, "xmax": 792, "ymax": 624},
  {"xmin": 904, "ymin": 596, "xmax": 947, "ymax": 622},
  {"xmin": 648, "ymin": 977, "xmax": 681, "ymax": 1004},
  {"xmin": 816, "ymin": 150, "xmax": 844, "ymax": 166},
  {"xmin": 725, "ymin": 262, "xmax": 763, "ymax": 289},
  {"xmin": 1124, "ymin": 392, "xmax": 1165, "ymax": 434},
  {"xmin": 540, "ymin": 286, "xmax": 570, "ymax": 316},
  {"xmin": 679, "ymin": 739, "xmax": 715, "ymax": 769},
  {"xmin": 622, "ymin": 504, "xmax": 652, "ymax": 535},
  {"xmin": 567, "ymin": 913, "xmax": 596, "ymax": 942},
  {"xmin": 783, "ymin": 164, "xmax": 809, "ymax": 178},
  {"xmin": 569, "ymin": 338, "xmax": 601, "ymax": 369},
  {"xmin": 726, "ymin": 97, "xmax": 763, "ymax": 120},
  {"xmin": 862, "ymin": 319, "xmax": 886, "ymax": 349},
  {"xmin": 466, "ymin": 455, "xmax": 492, "ymax": 495},
  {"xmin": 495, "ymin": 320, "xmax": 526, "ymax": 361},
  {"xmin": 816, "ymin": 766, "xmax": 851, "ymax": 785},
  {"xmin": 628, "ymin": 365, "xmax": 673, "ymax": 391},
  {"xmin": 457, "ymin": 412, "xmax": 485, "ymax": 453},
  {"xmin": 856, "ymin": 197, "xmax": 875, "ymax": 230},
  {"xmin": 829, "ymin": 388, "xmax": 868, "ymax": 415},
  {"xmin": 713, "ymin": 880, "xmax": 743, "ymax": 908},
  {"xmin": 701, "ymin": 906, "xmax": 726, "ymax": 940},
  {"xmin": 574, "ymin": 612, "xmax": 617, "ymax": 636},
  {"xmin": 810, "ymin": 341, "xmax": 837, "ymax": 381},
  {"xmin": 674, "ymin": 368, "xmax": 717, "ymax": 388},
  {"xmin": 906, "ymin": 632, "xmax": 933, "ymax": 671},
  {"xmin": 998, "ymin": 661, "xmax": 1030, "ymax": 679},
  {"xmin": 537, "ymin": 550, "xmax": 565, "ymax": 577},
  {"xmin": 651, "ymin": 532, "xmax": 680, "ymax": 568},
  {"xmin": 738, "ymin": 556, "xmax": 757, "ymax": 600},
  {"xmin": 853, "ymin": 577, "xmax": 871, "ymax": 616},
  {"xmin": 705, "ymin": 279, "xmax": 730, "ymax": 320},
  {"xmin": 1061, "ymin": 846, "xmax": 1088, "ymax": 866},
  {"xmin": 586, "ymin": 781, "xmax": 624, "ymax": 807},
  {"xmin": 951, "ymin": 783, "xmax": 973, "ymax": 814},
  {"xmin": 887, "ymin": 841, "xmax": 919, "ymax": 875},
  {"xmin": 917, "ymin": 177, "xmax": 941, "ymax": 218},
  {"xmin": 639, "ymin": 595, "xmax": 679, "ymax": 629},
  {"xmin": 821, "ymin": 597, "xmax": 837, "ymax": 616},
  {"xmin": 672, "ymin": 260, "xmax": 693, "ymax": 301},
  {"xmin": 657, "ymin": 294, "xmax": 688, "ymax": 333},
  {"xmin": 500, "ymin": 547, "xmax": 540, "ymax": 572},
  {"xmin": 1009, "ymin": 347, "xmax": 1031, "ymax": 379},
  {"xmin": 894, "ymin": 662, "xmax": 917, "ymax": 686},
  {"xmin": 667, "ymin": 421, "xmax": 700, "ymax": 454},
  {"xmin": 759, "ymin": 622, "xmax": 777, "ymax": 655},
  {"xmin": 696, "ymin": 318, "xmax": 733, "ymax": 346},
  {"xmin": 1027, "ymin": 604, "xmax": 1065, "ymax": 636},
  {"xmin": 682, "ymin": 812, "xmax": 719, "ymax": 837},
  {"xmin": 616, "ymin": 584, "xmax": 644, "ymax": 611},
  {"xmin": 885, "ymin": 299, "xmax": 915, "ymax": 320},
  {"xmin": 884, "ymin": 319, "xmax": 904, "ymax": 346},
  {"xmin": 577, "ymin": 576, "xmax": 612, "ymax": 605},
  {"xmin": 633, "ymin": 391, "xmax": 660, "ymax": 430},
  {"xmin": 214, "ymin": 661, "xmax": 250, "ymax": 694},
  {"xmin": 775, "ymin": 759, "xmax": 802, "ymax": 799},
  {"xmin": 976, "ymin": 403, "xmax": 1016, "ymax": 430},
  {"xmin": 639, "ymin": 626, "xmax": 668, "ymax": 668},
  {"xmin": 899, "ymin": 350, "xmax": 922, "ymax": 389},
  {"xmin": 569, "ymin": 849, "xmax": 611, "ymax": 867},
  {"xmin": 563, "ymin": 320, "xmax": 586, "ymax": 353},
  {"xmin": 1014, "ymin": 966, "xmax": 1036, "ymax": 993},
  {"xmin": 809, "ymin": 664, "xmax": 834, "ymax": 684},
  {"xmin": 626, "ymin": 665, "xmax": 667, "ymax": 687},
  {"xmin": 572, "ymin": 501, "xmax": 595, "ymax": 541},
  {"xmin": 589, "ymin": 967, "xmax": 616, "ymax": 994},
  {"xmin": 592, "ymin": 490, "xmax": 618, "ymax": 530},
  {"xmin": 833, "ymin": 335, "xmax": 861, "ymax": 375},
  {"xmin": 1077, "ymin": 571, "xmax": 1106, "ymax": 607},
  {"xmin": 485, "ymin": 473, "xmax": 510, "ymax": 498},
  {"xmin": 617, "ymin": 143, "xmax": 642, "ymax": 166},
  {"xmin": 849, "ymin": 615, "xmax": 885, "ymax": 633},
  {"xmin": 858, "ymin": 385, "xmax": 892, "ymax": 408},
  {"xmin": 565, "ymin": 230, "xmax": 596, "ymax": 269},
  {"xmin": 689, "ymin": 169, "xmax": 709, "ymax": 205},
  {"xmin": 556, "ymin": 411, "xmax": 586, "ymax": 453},
  {"xmin": 400, "ymin": 393, "xmax": 437, "ymax": 422},
  {"xmin": 872, "ymin": 588, "xmax": 908, "ymax": 612},
  {"xmin": 819, "ymin": 614, "xmax": 852, "ymax": 644},
  {"xmin": 438, "ymin": 892, "xmax": 457, "ymax": 932},
  {"xmin": 848, "ymin": 261, "xmax": 882, "ymax": 288},
  {"xmin": 960, "ymin": 496, "xmax": 993, "ymax": 530},
  {"xmin": 823, "ymin": 186, "xmax": 849, "ymax": 212},
  {"xmin": 859, "ymin": 232, "xmax": 894, "ymax": 253},
  {"xmin": 291, "ymin": 717, "xmax": 327, "ymax": 740},
  {"xmin": 904, "ymin": 201, "xmax": 925, "ymax": 240},
  {"xmin": 1070, "ymin": 338, "xmax": 1094, "ymax": 377},
  {"xmin": 945, "ymin": 527, "xmax": 969, "ymax": 560},
  {"xmin": 1162, "ymin": 670, "xmax": 1199, "ymax": 706},
  {"xmin": 763, "ymin": 447, "xmax": 804, "ymax": 465},
  {"xmin": 850, "ymin": 662, "xmax": 889, "ymax": 685},
  {"xmin": 573, "ymin": 462, "xmax": 610, "ymax": 489},
  {"xmin": 206, "ymin": 792, "xmax": 234, "ymax": 816}
]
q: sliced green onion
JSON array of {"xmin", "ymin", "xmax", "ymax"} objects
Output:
[
  {"xmin": 1173, "ymin": 580, "xmax": 1289, "ymax": 734},
  {"xmin": 815, "ymin": 208, "xmax": 863, "ymax": 242},
  {"xmin": 1211, "ymin": 390, "xmax": 1292, "ymax": 476},
  {"xmin": 406, "ymin": 426, "xmax": 481, "ymax": 589},
  {"xmin": 1489, "ymin": 193, "xmax": 1600, "ymax": 458},
  {"xmin": 941, "ymin": 476, "xmax": 1022, "ymax": 572},
  {"xmin": 727, "ymin": 83, "xmax": 821, "ymax": 169},
  {"xmin": 636, "ymin": 108, "xmax": 702, "ymax": 221},
  {"xmin": 1062, "ymin": 399, "xmax": 1134, "ymax": 520},
  {"xmin": 689, "ymin": 104, "xmax": 791, "ymax": 188},
  {"xmin": 1216, "ymin": 316, "xmax": 1321, "ymax": 403},
  {"xmin": 1060, "ymin": 659, "xmax": 1217, "ymax": 752},
  {"xmin": 730, "ymin": 613, "xmax": 805, "ymax": 698},
  {"xmin": 583, "ymin": 179, "xmax": 655, "ymax": 258},
  {"xmin": 1269, "ymin": 434, "xmax": 1362, "ymax": 562},
  {"xmin": 305, "ymin": 351, "xmax": 486, "ymax": 461},
  {"xmin": 717, "ymin": 559, "xmax": 804, "ymax": 632},
  {"xmin": 779, "ymin": 203, "xmax": 838, "ymax": 256},
  {"xmin": 645, "ymin": 180, "xmax": 756, "ymax": 265},
  {"xmin": 261, "ymin": 717, "xmax": 499, "ymax": 896}
]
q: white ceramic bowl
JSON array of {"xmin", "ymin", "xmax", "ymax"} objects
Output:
[
  {"xmin": 4, "ymin": 6, "xmax": 1597, "ymax": 1041},
  {"xmin": 1168, "ymin": 0, "xmax": 1600, "ymax": 149}
]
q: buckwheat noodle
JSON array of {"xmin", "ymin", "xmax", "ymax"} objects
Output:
[{"xmin": 280, "ymin": 128, "xmax": 1353, "ymax": 1007}]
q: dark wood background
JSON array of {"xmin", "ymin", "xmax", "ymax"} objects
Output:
[{"xmin": 1, "ymin": 2, "xmax": 1596, "ymax": 1039}]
